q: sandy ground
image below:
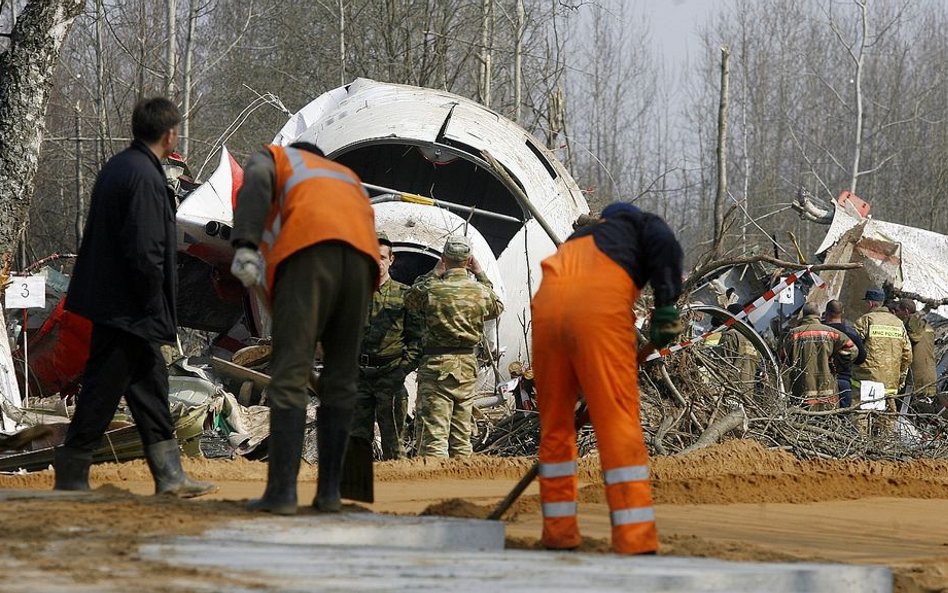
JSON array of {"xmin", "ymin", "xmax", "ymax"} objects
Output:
[{"xmin": 1, "ymin": 439, "xmax": 947, "ymax": 592}]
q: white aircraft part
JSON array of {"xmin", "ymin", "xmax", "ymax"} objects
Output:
[
  {"xmin": 176, "ymin": 147, "xmax": 237, "ymax": 266},
  {"xmin": 274, "ymin": 79, "xmax": 585, "ymax": 241},
  {"xmin": 817, "ymin": 202, "xmax": 948, "ymax": 316},
  {"xmin": 273, "ymin": 79, "xmax": 590, "ymax": 373},
  {"xmin": 0, "ymin": 306, "xmax": 23, "ymax": 430}
]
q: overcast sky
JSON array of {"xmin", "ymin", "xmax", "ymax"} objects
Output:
[{"xmin": 644, "ymin": 0, "xmax": 722, "ymax": 73}]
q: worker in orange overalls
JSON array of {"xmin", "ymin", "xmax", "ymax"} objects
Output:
[
  {"xmin": 230, "ymin": 142, "xmax": 379, "ymax": 514},
  {"xmin": 532, "ymin": 202, "xmax": 683, "ymax": 555}
]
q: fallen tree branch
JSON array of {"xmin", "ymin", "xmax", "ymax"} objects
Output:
[
  {"xmin": 791, "ymin": 187, "xmax": 834, "ymax": 224},
  {"xmin": 679, "ymin": 409, "xmax": 746, "ymax": 455},
  {"xmin": 889, "ymin": 288, "xmax": 948, "ymax": 309},
  {"xmin": 685, "ymin": 255, "xmax": 862, "ymax": 293}
]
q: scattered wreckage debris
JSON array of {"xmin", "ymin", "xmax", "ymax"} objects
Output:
[
  {"xmin": 0, "ymin": 424, "xmax": 53, "ymax": 451},
  {"xmin": 4, "ymin": 80, "xmax": 948, "ymax": 474}
]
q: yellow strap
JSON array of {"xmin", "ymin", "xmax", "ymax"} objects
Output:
[{"xmin": 399, "ymin": 193, "xmax": 435, "ymax": 206}]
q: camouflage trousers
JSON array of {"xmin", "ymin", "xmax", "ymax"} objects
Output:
[
  {"xmin": 414, "ymin": 353, "xmax": 478, "ymax": 457},
  {"xmin": 351, "ymin": 363, "xmax": 408, "ymax": 460}
]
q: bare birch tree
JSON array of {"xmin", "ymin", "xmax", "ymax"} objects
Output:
[{"xmin": 0, "ymin": 0, "xmax": 85, "ymax": 257}]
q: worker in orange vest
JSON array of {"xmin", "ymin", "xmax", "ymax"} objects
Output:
[
  {"xmin": 532, "ymin": 202, "xmax": 683, "ymax": 555},
  {"xmin": 230, "ymin": 142, "xmax": 379, "ymax": 514}
]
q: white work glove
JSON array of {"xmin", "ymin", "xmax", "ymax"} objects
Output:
[{"xmin": 230, "ymin": 247, "xmax": 263, "ymax": 288}]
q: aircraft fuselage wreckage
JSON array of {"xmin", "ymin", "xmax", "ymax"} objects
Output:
[{"xmin": 176, "ymin": 78, "xmax": 590, "ymax": 380}]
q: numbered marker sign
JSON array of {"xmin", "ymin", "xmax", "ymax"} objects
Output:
[
  {"xmin": 4, "ymin": 276, "xmax": 46, "ymax": 309},
  {"xmin": 777, "ymin": 279, "xmax": 796, "ymax": 305}
]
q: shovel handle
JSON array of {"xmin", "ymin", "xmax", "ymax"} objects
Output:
[{"xmin": 487, "ymin": 341, "xmax": 657, "ymax": 521}]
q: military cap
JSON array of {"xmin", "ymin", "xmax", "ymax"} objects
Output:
[
  {"xmin": 863, "ymin": 288, "xmax": 885, "ymax": 302},
  {"xmin": 377, "ymin": 231, "xmax": 393, "ymax": 248},
  {"xmin": 442, "ymin": 235, "xmax": 472, "ymax": 261}
]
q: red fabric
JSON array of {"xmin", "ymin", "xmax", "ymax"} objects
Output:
[{"xmin": 22, "ymin": 298, "xmax": 91, "ymax": 396}]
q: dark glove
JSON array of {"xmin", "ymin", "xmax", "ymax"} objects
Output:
[{"xmin": 649, "ymin": 305, "xmax": 683, "ymax": 349}]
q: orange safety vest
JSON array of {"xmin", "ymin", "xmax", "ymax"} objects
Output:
[{"xmin": 260, "ymin": 145, "xmax": 379, "ymax": 290}]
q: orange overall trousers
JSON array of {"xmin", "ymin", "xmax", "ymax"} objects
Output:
[{"xmin": 532, "ymin": 235, "xmax": 657, "ymax": 555}]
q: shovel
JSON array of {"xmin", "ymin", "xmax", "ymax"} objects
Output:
[
  {"xmin": 487, "ymin": 342, "xmax": 657, "ymax": 520},
  {"xmin": 251, "ymin": 284, "xmax": 374, "ymax": 503}
]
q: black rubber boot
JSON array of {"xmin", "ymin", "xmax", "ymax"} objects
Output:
[
  {"xmin": 53, "ymin": 446, "xmax": 93, "ymax": 491},
  {"xmin": 144, "ymin": 439, "xmax": 216, "ymax": 498},
  {"xmin": 247, "ymin": 407, "xmax": 306, "ymax": 515},
  {"xmin": 313, "ymin": 405, "xmax": 353, "ymax": 512}
]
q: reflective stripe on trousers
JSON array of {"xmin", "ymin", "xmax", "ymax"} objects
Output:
[
  {"xmin": 542, "ymin": 501, "xmax": 577, "ymax": 518},
  {"xmin": 539, "ymin": 460, "xmax": 577, "ymax": 478}
]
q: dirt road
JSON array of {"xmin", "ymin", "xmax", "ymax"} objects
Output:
[{"xmin": 1, "ymin": 440, "xmax": 946, "ymax": 592}]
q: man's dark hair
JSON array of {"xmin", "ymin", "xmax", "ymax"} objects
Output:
[
  {"xmin": 899, "ymin": 298, "xmax": 917, "ymax": 315},
  {"xmin": 801, "ymin": 302, "xmax": 820, "ymax": 317},
  {"xmin": 726, "ymin": 303, "xmax": 743, "ymax": 315},
  {"xmin": 824, "ymin": 299, "xmax": 843, "ymax": 317},
  {"xmin": 289, "ymin": 142, "xmax": 326, "ymax": 157},
  {"xmin": 132, "ymin": 97, "xmax": 181, "ymax": 143}
]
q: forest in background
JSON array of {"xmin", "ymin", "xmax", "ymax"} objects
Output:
[{"xmin": 8, "ymin": 0, "xmax": 948, "ymax": 267}]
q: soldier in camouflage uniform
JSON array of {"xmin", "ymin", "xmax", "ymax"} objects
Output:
[
  {"xmin": 351, "ymin": 232, "xmax": 423, "ymax": 460},
  {"xmin": 852, "ymin": 288, "xmax": 912, "ymax": 434},
  {"xmin": 406, "ymin": 235, "xmax": 503, "ymax": 457},
  {"xmin": 894, "ymin": 299, "xmax": 946, "ymax": 418},
  {"xmin": 718, "ymin": 303, "xmax": 760, "ymax": 393}
]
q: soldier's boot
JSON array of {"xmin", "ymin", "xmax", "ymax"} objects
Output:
[
  {"xmin": 53, "ymin": 446, "xmax": 93, "ymax": 491},
  {"xmin": 145, "ymin": 439, "xmax": 216, "ymax": 498},
  {"xmin": 247, "ymin": 407, "xmax": 305, "ymax": 514},
  {"xmin": 313, "ymin": 404, "xmax": 353, "ymax": 512}
]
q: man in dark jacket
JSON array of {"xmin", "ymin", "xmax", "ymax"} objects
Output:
[
  {"xmin": 54, "ymin": 98, "xmax": 213, "ymax": 498},
  {"xmin": 823, "ymin": 300, "xmax": 866, "ymax": 408}
]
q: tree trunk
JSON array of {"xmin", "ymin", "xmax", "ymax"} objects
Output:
[
  {"xmin": 478, "ymin": 0, "xmax": 493, "ymax": 107},
  {"xmin": 95, "ymin": 0, "xmax": 107, "ymax": 165},
  {"xmin": 848, "ymin": 0, "xmax": 868, "ymax": 194},
  {"xmin": 0, "ymin": 0, "xmax": 86, "ymax": 257},
  {"xmin": 74, "ymin": 104, "xmax": 84, "ymax": 250},
  {"xmin": 713, "ymin": 46, "xmax": 730, "ymax": 256},
  {"xmin": 338, "ymin": 0, "xmax": 346, "ymax": 86},
  {"xmin": 181, "ymin": 0, "xmax": 198, "ymax": 158},
  {"xmin": 165, "ymin": 0, "xmax": 177, "ymax": 96},
  {"xmin": 513, "ymin": 0, "xmax": 524, "ymax": 123}
]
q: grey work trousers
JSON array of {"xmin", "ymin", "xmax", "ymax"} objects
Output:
[{"xmin": 266, "ymin": 242, "xmax": 373, "ymax": 413}]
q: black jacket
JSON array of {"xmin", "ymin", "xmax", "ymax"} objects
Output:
[
  {"xmin": 65, "ymin": 140, "xmax": 178, "ymax": 344},
  {"xmin": 826, "ymin": 321, "xmax": 867, "ymax": 380},
  {"xmin": 568, "ymin": 210, "xmax": 684, "ymax": 306}
]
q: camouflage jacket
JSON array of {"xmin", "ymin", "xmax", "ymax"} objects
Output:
[
  {"xmin": 852, "ymin": 309, "xmax": 912, "ymax": 392},
  {"xmin": 405, "ymin": 268, "xmax": 503, "ymax": 350},
  {"xmin": 719, "ymin": 328, "xmax": 759, "ymax": 386},
  {"xmin": 361, "ymin": 277, "xmax": 423, "ymax": 372},
  {"xmin": 905, "ymin": 313, "xmax": 936, "ymax": 396},
  {"xmin": 782, "ymin": 315, "xmax": 857, "ymax": 404}
]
